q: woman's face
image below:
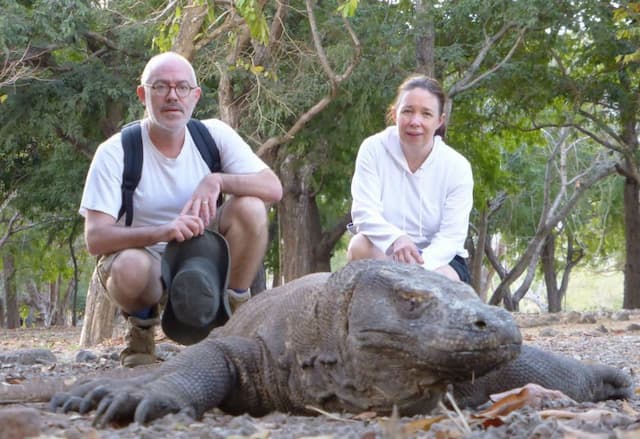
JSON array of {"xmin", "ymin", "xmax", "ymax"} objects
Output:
[{"xmin": 394, "ymin": 87, "xmax": 445, "ymax": 150}]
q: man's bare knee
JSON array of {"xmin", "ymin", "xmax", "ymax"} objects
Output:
[
  {"xmin": 107, "ymin": 250, "xmax": 161, "ymax": 310},
  {"xmin": 220, "ymin": 196, "xmax": 268, "ymax": 236}
]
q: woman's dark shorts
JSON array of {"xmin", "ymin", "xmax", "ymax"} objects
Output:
[{"xmin": 450, "ymin": 255, "xmax": 471, "ymax": 285}]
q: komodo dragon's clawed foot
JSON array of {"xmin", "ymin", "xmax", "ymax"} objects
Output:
[{"xmin": 50, "ymin": 376, "xmax": 190, "ymax": 426}]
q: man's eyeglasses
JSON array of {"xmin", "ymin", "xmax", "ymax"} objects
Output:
[{"xmin": 144, "ymin": 82, "xmax": 198, "ymax": 98}]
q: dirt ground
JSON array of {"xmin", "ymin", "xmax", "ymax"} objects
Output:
[{"xmin": 1, "ymin": 310, "xmax": 640, "ymax": 438}]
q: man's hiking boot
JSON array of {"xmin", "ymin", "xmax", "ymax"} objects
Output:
[
  {"xmin": 222, "ymin": 289, "xmax": 251, "ymax": 318},
  {"xmin": 120, "ymin": 310, "xmax": 160, "ymax": 368}
]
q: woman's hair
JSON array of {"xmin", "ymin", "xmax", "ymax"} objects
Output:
[{"xmin": 386, "ymin": 74, "xmax": 447, "ymax": 138}]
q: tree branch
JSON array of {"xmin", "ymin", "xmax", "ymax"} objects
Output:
[
  {"xmin": 318, "ymin": 211, "xmax": 353, "ymax": 258},
  {"xmin": 448, "ymin": 23, "xmax": 527, "ymax": 97},
  {"xmin": 0, "ymin": 46, "xmax": 52, "ymax": 88},
  {"xmin": 257, "ymin": 0, "xmax": 361, "ymax": 158},
  {"xmin": 489, "ymin": 151, "xmax": 617, "ymax": 305},
  {"xmin": 575, "ymin": 109, "xmax": 626, "ymax": 150},
  {"xmin": 54, "ymin": 126, "xmax": 93, "ymax": 159},
  {"xmin": 0, "ymin": 212, "xmax": 21, "ymax": 249}
]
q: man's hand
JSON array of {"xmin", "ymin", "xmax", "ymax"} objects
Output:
[
  {"xmin": 164, "ymin": 214, "xmax": 206, "ymax": 242},
  {"xmin": 390, "ymin": 236, "xmax": 424, "ymax": 265},
  {"xmin": 182, "ymin": 174, "xmax": 223, "ymax": 226}
]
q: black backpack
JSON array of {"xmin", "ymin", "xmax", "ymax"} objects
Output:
[{"xmin": 118, "ymin": 119, "xmax": 221, "ymax": 226}]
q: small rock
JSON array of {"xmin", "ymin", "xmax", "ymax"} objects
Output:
[
  {"xmin": 60, "ymin": 426, "xmax": 101, "ymax": 439},
  {"xmin": 100, "ymin": 349, "xmax": 120, "ymax": 362},
  {"xmin": 539, "ymin": 328, "xmax": 559, "ymax": 337},
  {"xmin": 0, "ymin": 407, "xmax": 41, "ymax": 439},
  {"xmin": 612, "ymin": 311, "xmax": 631, "ymax": 321},
  {"xmin": 156, "ymin": 343, "xmax": 182, "ymax": 361},
  {"xmin": 542, "ymin": 314, "xmax": 561, "ymax": 324},
  {"xmin": 626, "ymin": 323, "xmax": 640, "ymax": 331},
  {"xmin": 564, "ymin": 311, "xmax": 582, "ymax": 324},
  {"xmin": 595, "ymin": 324, "xmax": 608, "ymax": 333},
  {"xmin": 75, "ymin": 350, "xmax": 98, "ymax": 363},
  {"xmin": 0, "ymin": 348, "xmax": 56, "ymax": 365},
  {"xmin": 611, "ymin": 310, "xmax": 631, "ymax": 322},
  {"xmin": 578, "ymin": 314, "xmax": 597, "ymax": 324}
]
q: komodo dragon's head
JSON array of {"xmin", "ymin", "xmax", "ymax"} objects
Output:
[{"xmin": 336, "ymin": 260, "xmax": 521, "ymax": 404}]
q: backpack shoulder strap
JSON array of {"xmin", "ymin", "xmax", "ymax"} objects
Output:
[
  {"xmin": 118, "ymin": 121, "xmax": 143, "ymax": 227},
  {"xmin": 187, "ymin": 119, "xmax": 221, "ymax": 173}
]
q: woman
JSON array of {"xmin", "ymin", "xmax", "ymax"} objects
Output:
[{"xmin": 347, "ymin": 74, "xmax": 473, "ymax": 283}]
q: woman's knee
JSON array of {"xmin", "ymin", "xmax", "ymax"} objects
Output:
[
  {"xmin": 434, "ymin": 264, "xmax": 461, "ymax": 282},
  {"xmin": 347, "ymin": 233, "xmax": 384, "ymax": 261}
]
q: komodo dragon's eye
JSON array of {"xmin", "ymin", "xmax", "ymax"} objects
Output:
[{"xmin": 397, "ymin": 290, "xmax": 428, "ymax": 315}]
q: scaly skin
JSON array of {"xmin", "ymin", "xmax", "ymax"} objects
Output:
[
  {"xmin": 452, "ymin": 344, "xmax": 632, "ymax": 407},
  {"xmin": 50, "ymin": 260, "xmax": 630, "ymax": 426}
]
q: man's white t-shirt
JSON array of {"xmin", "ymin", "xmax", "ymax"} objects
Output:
[{"xmin": 79, "ymin": 118, "xmax": 268, "ymax": 253}]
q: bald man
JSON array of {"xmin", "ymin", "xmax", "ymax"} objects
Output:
[{"xmin": 79, "ymin": 52, "xmax": 282, "ymax": 366}]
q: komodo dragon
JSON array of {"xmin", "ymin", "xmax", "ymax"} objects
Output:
[{"xmin": 50, "ymin": 260, "xmax": 632, "ymax": 426}]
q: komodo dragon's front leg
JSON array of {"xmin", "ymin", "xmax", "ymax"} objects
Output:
[
  {"xmin": 50, "ymin": 337, "xmax": 251, "ymax": 426},
  {"xmin": 452, "ymin": 345, "xmax": 633, "ymax": 408}
]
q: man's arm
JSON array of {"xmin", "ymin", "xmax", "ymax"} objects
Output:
[
  {"xmin": 217, "ymin": 168, "xmax": 283, "ymax": 202},
  {"xmin": 184, "ymin": 168, "xmax": 283, "ymax": 222},
  {"xmin": 84, "ymin": 210, "xmax": 205, "ymax": 256}
]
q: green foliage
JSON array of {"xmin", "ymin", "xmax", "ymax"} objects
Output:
[
  {"xmin": 280, "ymin": 0, "xmax": 412, "ymax": 227},
  {"xmin": 337, "ymin": 0, "xmax": 359, "ymax": 18},
  {"xmin": 235, "ymin": 0, "xmax": 269, "ymax": 45},
  {"xmin": 19, "ymin": 304, "xmax": 30, "ymax": 327},
  {"xmin": 613, "ymin": 3, "xmax": 640, "ymax": 65},
  {"xmin": 0, "ymin": 0, "xmax": 633, "ymax": 300},
  {"xmin": 153, "ymin": 4, "xmax": 182, "ymax": 52},
  {"xmin": 0, "ymin": 0, "xmax": 156, "ymax": 315}
]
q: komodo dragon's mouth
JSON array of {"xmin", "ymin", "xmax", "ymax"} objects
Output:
[
  {"xmin": 352, "ymin": 328, "xmax": 520, "ymax": 377},
  {"xmin": 425, "ymin": 343, "xmax": 522, "ymax": 376}
]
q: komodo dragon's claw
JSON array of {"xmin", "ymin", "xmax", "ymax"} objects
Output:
[
  {"xmin": 60, "ymin": 395, "xmax": 84, "ymax": 413},
  {"xmin": 134, "ymin": 395, "xmax": 187, "ymax": 424},
  {"xmin": 49, "ymin": 392, "xmax": 73, "ymax": 412},
  {"xmin": 80, "ymin": 385, "xmax": 113, "ymax": 414},
  {"xmin": 93, "ymin": 391, "xmax": 140, "ymax": 427},
  {"xmin": 90, "ymin": 390, "xmax": 187, "ymax": 426}
]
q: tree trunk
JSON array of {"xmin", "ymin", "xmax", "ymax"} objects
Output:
[
  {"xmin": 489, "ymin": 157, "xmax": 615, "ymax": 307},
  {"xmin": 542, "ymin": 232, "xmax": 561, "ymax": 312},
  {"xmin": 277, "ymin": 155, "xmax": 328, "ymax": 282},
  {"xmin": 54, "ymin": 276, "xmax": 74, "ymax": 326},
  {"xmin": 471, "ymin": 208, "xmax": 489, "ymax": 298},
  {"xmin": 623, "ymin": 176, "xmax": 640, "ymax": 308},
  {"xmin": 3, "ymin": 253, "xmax": 19, "ymax": 329},
  {"xmin": 542, "ymin": 230, "xmax": 583, "ymax": 313},
  {"xmin": 172, "ymin": 3, "xmax": 208, "ymax": 61},
  {"xmin": 415, "ymin": 0, "xmax": 435, "ymax": 78},
  {"xmin": 0, "ymin": 289, "xmax": 4, "ymax": 327},
  {"xmin": 80, "ymin": 267, "xmax": 117, "ymax": 347},
  {"xmin": 46, "ymin": 278, "xmax": 59, "ymax": 327}
]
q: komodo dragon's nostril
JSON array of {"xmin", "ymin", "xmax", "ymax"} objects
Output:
[{"xmin": 474, "ymin": 320, "xmax": 488, "ymax": 329}]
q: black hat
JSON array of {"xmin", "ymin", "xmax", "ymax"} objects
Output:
[{"xmin": 161, "ymin": 230, "xmax": 230, "ymax": 345}]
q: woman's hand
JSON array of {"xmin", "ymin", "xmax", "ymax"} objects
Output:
[{"xmin": 390, "ymin": 236, "xmax": 424, "ymax": 265}]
